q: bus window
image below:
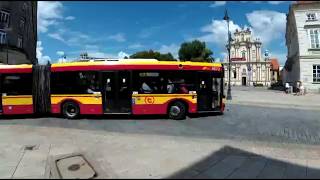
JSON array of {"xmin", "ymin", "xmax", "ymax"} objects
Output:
[
  {"xmin": 51, "ymin": 71, "xmax": 100, "ymax": 94},
  {"xmin": 2, "ymin": 74, "xmax": 32, "ymax": 95}
]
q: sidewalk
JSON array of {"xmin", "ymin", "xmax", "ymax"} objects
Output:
[
  {"xmin": 228, "ymin": 87, "xmax": 320, "ymax": 110},
  {"xmin": 1, "ymin": 124, "xmax": 320, "ymax": 178}
]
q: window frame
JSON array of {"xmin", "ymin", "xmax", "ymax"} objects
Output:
[
  {"xmin": 307, "ymin": 12, "xmax": 317, "ymax": 21},
  {"xmin": 313, "ymin": 65, "xmax": 320, "ymax": 83},
  {"xmin": 309, "ymin": 29, "xmax": 320, "ymax": 49},
  {"xmin": 19, "ymin": 17, "xmax": 25, "ymax": 30},
  {"xmin": 17, "ymin": 35, "xmax": 23, "ymax": 48},
  {"xmin": 0, "ymin": 10, "xmax": 10, "ymax": 28},
  {"xmin": 0, "ymin": 30, "xmax": 6, "ymax": 44}
]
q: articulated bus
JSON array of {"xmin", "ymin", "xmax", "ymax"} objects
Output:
[{"xmin": 0, "ymin": 59, "xmax": 225, "ymax": 120}]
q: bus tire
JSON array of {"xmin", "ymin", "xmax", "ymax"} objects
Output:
[
  {"xmin": 168, "ymin": 101, "xmax": 186, "ymax": 120},
  {"xmin": 62, "ymin": 101, "xmax": 80, "ymax": 119}
]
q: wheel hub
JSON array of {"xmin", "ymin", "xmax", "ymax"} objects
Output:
[
  {"xmin": 66, "ymin": 105, "xmax": 76, "ymax": 117},
  {"xmin": 170, "ymin": 106, "xmax": 181, "ymax": 116}
]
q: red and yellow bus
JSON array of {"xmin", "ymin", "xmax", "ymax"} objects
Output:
[{"xmin": 0, "ymin": 59, "xmax": 225, "ymax": 120}]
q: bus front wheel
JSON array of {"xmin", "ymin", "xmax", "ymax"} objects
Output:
[
  {"xmin": 168, "ymin": 101, "xmax": 186, "ymax": 120},
  {"xmin": 62, "ymin": 101, "xmax": 80, "ymax": 119}
]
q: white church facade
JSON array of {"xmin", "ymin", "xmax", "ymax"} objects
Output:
[{"xmin": 223, "ymin": 28, "xmax": 279, "ymax": 87}]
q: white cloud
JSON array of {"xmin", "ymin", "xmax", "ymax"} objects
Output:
[
  {"xmin": 36, "ymin": 41, "xmax": 51, "ymax": 65},
  {"xmin": 65, "ymin": 16, "xmax": 75, "ymax": 20},
  {"xmin": 209, "ymin": 1, "xmax": 226, "ymax": 8},
  {"xmin": 56, "ymin": 51, "xmax": 65, "ymax": 57},
  {"xmin": 37, "ymin": 1, "xmax": 63, "ymax": 33},
  {"xmin": 86, "ymin": 51, "xmax": 129, "ymax": 59},
  {"xmin": 118, "ymin": 51, "xmax": 130, "ymax": 58},
  {"xmin": 48, "ymin": 28, "xmax": 97, "ymax": 47},
  {"xmin": 196, "ymin": 19, "xmax": 241, "ymax": 48},
  {"xmin": 268, "ymin": 1, "xmax": 286, "ymax": 5},
  {"xmin": 246, "ymin": 10, "xmax": 286, "ymax": 46},
  {"xmin": 128, "ymin": 43, "xmax": 144, "ymax": 49},
  {"xmin": 108, "ymin": 33, "xmax": 126, "ymax": 42},
  {"xmin": 48, "ymin": 33, "xmax": 65, "ymax": 43},
  {"xmin": 158, "ymin": 43, "xmax": 180, "ymax": 59}
]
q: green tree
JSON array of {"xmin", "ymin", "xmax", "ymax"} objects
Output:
[
  {"xmin": 129, "ymin": 50, "xmax": 176, "ymax": 61},
  {"xmin": 178, "ymin": 40, "xmax": 214, "ymax": 62}
]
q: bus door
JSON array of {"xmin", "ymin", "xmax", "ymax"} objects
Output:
[
  {"xmin": 197, "ymin": 72, "xmax": 214, "ymax": 112},
  {"xmin": 102, "ymin": 71, "xmax": 132, "ymax": 114}
]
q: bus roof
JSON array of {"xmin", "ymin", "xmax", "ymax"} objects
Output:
[
  {"xmin": 0, "ymin": 64, "xmax": 33, "ymax": 73},
  {"xmin": 51, "ymin": 59, "xmax": 223, "ymax": 72}
]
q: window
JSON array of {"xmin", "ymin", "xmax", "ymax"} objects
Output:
[
  {"xmin": 241, "ymin": 34, "xmax": 244, "ymax": 41},
  {"xmin": 19, "ymin": 18, "xmax": 25, "ymax": 30},
  {"xmin": 2, "ymin": 74, "xmax": 33, "ymax": 95},
  {"xmin": 307, "ymin": 13, "xmax": 317, "ymax": 21},
  {"xmin": 0, "ymin": 31, "xmax": 6, "ymax": 44},
  {"xmin": 310, "ymin": 29, "xmax": 320, "ymax": 49},
  {"xmin": 17, "ymin": 36, "xmax": 23, "ymax": 48},
  {"xmin": 22, "ymin": 3, "xmax": 28, "ymax": 12},
  {"xmin": 252, "ymin": 50, "xmax": 256, "ymax": 60},
  {"xmin": 51, "ymin": 71, "xmax": 100, "ymax": 94},
  {"xmin": 313, "ymin": 65, "xmax": 320, "ymax": 83},
  {"xmin": 0, "ymin": 10, "xmax": 10, "ymax": 28},
  {"xmin": 233, "ymin": 70, "xmax": 236, "ymax": 79},
  {"xmin": 133, "ymin": 71, "xmax": 197, "ymax": 94},
  {"xmin": 242, "ymin": 51, "xmax": 246, "ymax": 59}
]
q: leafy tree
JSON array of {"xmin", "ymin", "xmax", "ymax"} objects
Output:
[
  {"xmin": 178, "ymin": 40, "xmax": 214, "ymax": 62},
  {"xmin": 129, "ymin": 50, "xmax": 176, "ymax": 61}
]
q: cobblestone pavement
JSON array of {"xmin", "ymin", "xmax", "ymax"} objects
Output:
[{"xmin": 0, "ymin": 87, "xmax": 319, "ymax": 178}]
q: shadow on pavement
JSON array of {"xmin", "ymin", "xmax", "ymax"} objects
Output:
[
  {"xmin": 167, "ymin": 145, "xmax": 320, "ymax": 179},
  {"xmin": 0, "ymin": 112, "xmax": 222, "ymax": 121}
]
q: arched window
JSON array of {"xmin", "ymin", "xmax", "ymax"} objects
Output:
[
  {"xmin": 242, "ymin": 51, "xmax": 246, "ymax": 59},
  {"xmin": 243, "ymin": 68, "xmax": 246, "ymax": 73}
]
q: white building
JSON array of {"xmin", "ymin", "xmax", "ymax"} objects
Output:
[
  {"xmin": 223, "ymin": 28, "xmax": 278, "ymax": 86},
  {"xmin": 284, "ymin": 1, "xmax": 320, "ymax": 93}
]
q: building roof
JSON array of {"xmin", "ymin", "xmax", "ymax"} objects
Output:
[{"xmin": 270, "ymin": 58, "xmax": 280, "ymax": 71}]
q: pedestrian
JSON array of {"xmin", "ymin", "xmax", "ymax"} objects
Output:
[
  {"xmin": 299, "ymin": 82, "xmax": 305, "ymax": 96},
  {"xmin": 285, "ymin": 82, "xmax": 290, "ymax": 94}
]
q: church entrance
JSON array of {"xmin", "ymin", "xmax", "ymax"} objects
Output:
[{"xmin": 242, "ymin": 77, "xmax": 247, "ymax": 86}]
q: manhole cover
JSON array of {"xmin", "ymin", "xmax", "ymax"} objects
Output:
[
  {"xmin": 47, "ymin": 152, "xmax": 116, "ymax": 179},
  {"xmin": 56, "ymin": 155, "xmax": 96, "ymax": 179}
]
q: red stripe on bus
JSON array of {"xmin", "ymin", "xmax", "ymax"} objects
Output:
[
  {"xmin": 51, "ymin": 65, "xmax": 222, "ymax": 72},
  {"xmin": 0, "ymin": 68, "xmax": 32, "ymax": 74},
  {"xmin": 2, "ymin": 105, "xmax": 34, "ymax": 115},
  {"xmin": 132, "ymin": 101, "xmax": 197, "ymax": 115},
  {"xmin": 51, "ymin": 103, "xmax": 103, "ymax": 115}
]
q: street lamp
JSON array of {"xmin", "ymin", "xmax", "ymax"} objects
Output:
[
  {"xmin": 223, "ymin": 9, "xmax": 232, "ymax": 100},
  {"xmin": 247, "ymin": 43, "xmax": 252, "ymax": 86}
]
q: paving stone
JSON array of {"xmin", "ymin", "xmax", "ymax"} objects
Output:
[
  {"xmin": 307, "ymin": 160, "xmax": 320, "ymax": 179},
  {"xmin": 13, "ymin": 164, "xmax": 46, "ymax": 178},
  {"xmin": 0, "ymin": 166, "xmax": 16, "ymax": 178},
  {"xmin": 227, "ymin": 157, "xmax": 267, "ymax": 179},
  {"xmin": 280, "ymin": 158, "xmax": 307, "ymax": 179},
  {"xmin": 256, "ymin": 159, "xmax": 287, "ymax": 179},
  {"xmin": 199, "ymin": 155, "xmax": 248, "ymax": 179}
]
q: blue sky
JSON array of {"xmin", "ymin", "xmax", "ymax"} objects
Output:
[{"xmin": 37, "ymin": 1, "xmax": 292, "ymax": 65}]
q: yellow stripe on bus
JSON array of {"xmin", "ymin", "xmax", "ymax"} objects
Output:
[
  {"xmin": 2, "ymin": 95, "xmax": 33, "ymax": 105},
  {"xmin": 51, "ymin": 59, "xmax": 222, "ymax": 68},
  {"xmin": 132, "ymin": 94, "xmax": 197, "ymax": 105},
  {"xmin": 51, "ymin": 94, "xmax": 102, "ymax": 105}
]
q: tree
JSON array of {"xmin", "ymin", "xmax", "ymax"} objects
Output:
[
  {"xmin": 129, "ymin": 50, "xmax": 176, "ymax": 61},
  {"xmin": 178, "ymin": 40, "xmax": 214, "ymax": 62}
]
